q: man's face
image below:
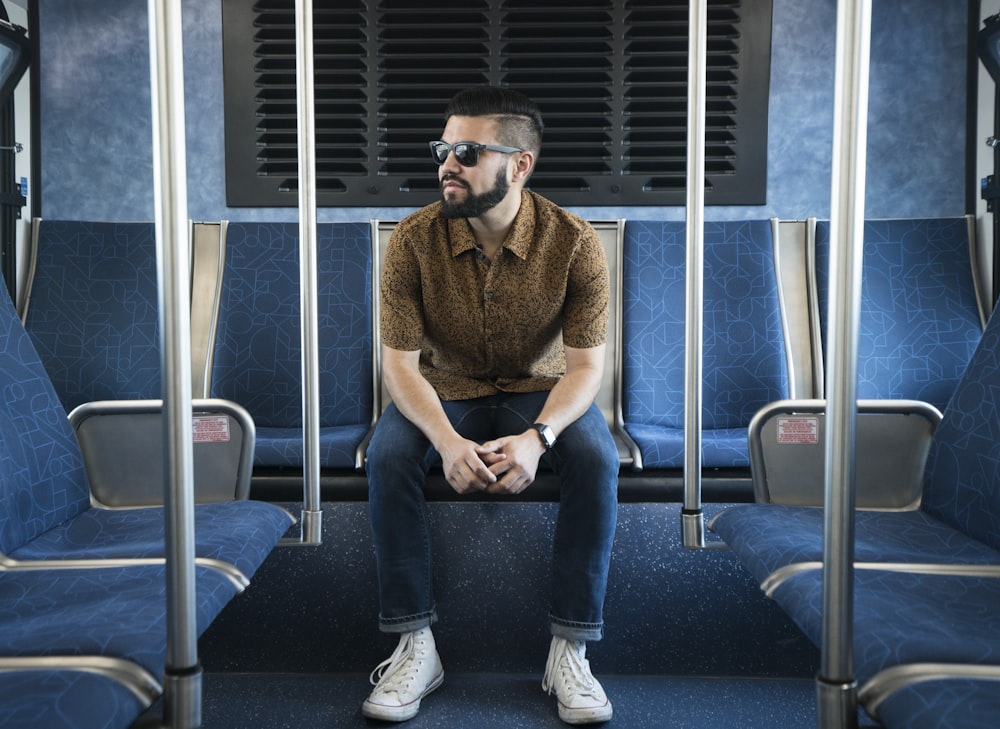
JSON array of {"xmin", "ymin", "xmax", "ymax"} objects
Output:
[{"xmin": 437, "ymin": 115, "xmax": 513, "ymax": 219}]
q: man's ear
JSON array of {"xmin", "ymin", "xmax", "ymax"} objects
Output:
[{"xmin": 511, "ymin": 150, "xmax": 535, "ymax": 182}]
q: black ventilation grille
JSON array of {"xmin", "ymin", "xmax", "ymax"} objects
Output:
[{"xmin": 223, "ymin": 0, "xmax": 771, "ymax": 207}]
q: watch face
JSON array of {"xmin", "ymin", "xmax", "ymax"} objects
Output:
[{"xmin": 535, "ymin": 423, "xmax": 555, "ymax": 448}]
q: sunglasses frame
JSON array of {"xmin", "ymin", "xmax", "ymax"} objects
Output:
[{"xmin": 429, "ymin": 140, "xmax": 524, "ymax": 166}]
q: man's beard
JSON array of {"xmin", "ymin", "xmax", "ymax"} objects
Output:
[{"xmin": 441, "ymin": 168, "xmax": 510, "ymax": 219}]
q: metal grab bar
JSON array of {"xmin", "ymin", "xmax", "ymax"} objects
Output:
[
  {"xmin": 290, "ymin": 0, "xmax": 323, "ymax": 547},
  {"xmin": 147, "ymin": 0, "xmax": 200, "ymax": 726},
  {"xmin": 681, "ymin": 0, "xmax": 707, "ymax": 550},
  {"xmin": 818, "ymin": 1, "xmax": 872, "ymax": 727}
]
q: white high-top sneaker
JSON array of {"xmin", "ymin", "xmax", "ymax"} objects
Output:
[
  {"xmin": 362, "ymin": 627, "xmax": 444, "ymax": 722},
  {"xmin": 542, "ymin": 636, "xmax": 613, "ymax": 724}
]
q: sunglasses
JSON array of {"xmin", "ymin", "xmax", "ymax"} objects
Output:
[{"xmin": 429, "ymin": 140, "xmax": 524, "ymax": 167}]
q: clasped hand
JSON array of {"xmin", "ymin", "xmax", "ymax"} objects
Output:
[{"xmin": 442, "ymin": 432, "xmax": 543, "ymax": 496}]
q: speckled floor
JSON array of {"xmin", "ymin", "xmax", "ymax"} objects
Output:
[
  {"xmin": 196, "ymin": 672, "xmax": 821, "ymax": 728},
  {"xmin": 181, "ymin": 501, "xmax": 844, "ymax": 728}
]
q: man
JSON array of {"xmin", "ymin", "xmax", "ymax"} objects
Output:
[{"xmin": 363, "ymin": 86, "xmax": 618, "ymax": 725}]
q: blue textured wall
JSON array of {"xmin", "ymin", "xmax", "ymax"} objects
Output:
[{"xmin": 38, "ymin": 0, "xmax": 968, "ymax": 223}]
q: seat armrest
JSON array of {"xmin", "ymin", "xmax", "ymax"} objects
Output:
[
  {"xmin": 748, "ymin": 398, "xmax": 942, "ymax": 509},
  {"xmin": 68, "ymin": 398, "xmax": 256, "ymax": 507}
]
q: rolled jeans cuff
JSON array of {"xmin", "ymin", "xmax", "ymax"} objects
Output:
[
  {"xmin": 379, "ymin": 609, "xmax": 438, "ymax": 635},
  {"xmin": 549, "ymin": 613, "xmax": 604, "ymax": 642}
]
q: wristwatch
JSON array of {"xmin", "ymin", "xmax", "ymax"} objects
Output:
[{"xmin": 531, "ymin": 423, "xmax": 556, "ymax": 450}]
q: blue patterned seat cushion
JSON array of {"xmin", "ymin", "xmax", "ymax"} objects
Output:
[
  {"xmin": 815, "ymin": 218, "xmax": 983, "ymax": 412},
  {"xmin": 0, "ymin": 564, "xmax": 237, "ymax": 677},
  {"xmin": 0, "ymin": 669, "xmax": 146, "ymax": 729},
  {"xmin": 0, "ymin": 287, "xmax": 94, "ymax": 553},
  {"xmin": 711, "ymin": 504, "xmax": 1000, "ymax": 588},
  {"xmin": 211, "ymin": 222, "xmax": 373, "ymax": 469},
  {"xmin": 919, "ymin": 304, "xmax": 1000, "ymax": 552},
  {"xmin": 622, "ymin": 220, "xmax": 788, "ymax": 468},
  {"xmin": 254, "ymin": 423, "xmax": 371, "ymax": 470},
  {"xmin": 23, "ymin": 221, "xmax": 162, "ymax": 412},
  {"xmin": 877, "ymin": 677, "xmax": 1000, "ymax": 729},
  {"xmin": 772, "ymin": 569, "xmax": 1000, "ymax": 682},
  {"xmin": 621, "ymin": 424, "xmax": 751, "ymax": 470},
  {"xmin": 10, "ymin": 500, "xmax": 294, "ymax": 582}
]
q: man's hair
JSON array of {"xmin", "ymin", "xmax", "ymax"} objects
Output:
[{"xmin": 445, "ymin": 86, "xmax": 543, "ymax": 155}]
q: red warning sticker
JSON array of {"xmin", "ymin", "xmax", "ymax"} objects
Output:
[
  {"xmin": 193, "ymin": 415, "xmax": 231, "ymax": 443},
  {"xmin": 776, "ymin": 416, "xmax": 819, "ymax": 445}
]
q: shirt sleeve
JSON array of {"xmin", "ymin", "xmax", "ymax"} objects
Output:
[
  {"xmin": 379, "ymin": 228, "xmax": 425, "ymax": 352},
  {"xmin": 562, "ymin": 225, "xmax": 610, "ymax": 349}
]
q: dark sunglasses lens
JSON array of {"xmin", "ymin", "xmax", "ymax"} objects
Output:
[
  {"xmin": 453, "ymin": 144, "xmax": 478, "ymax": 166},
  {"xmin": 430, "ymin": 142, "xmax": 449, "ymax": 164},
  {"xmin": 429, "ymin": 142, "xmax": 480, "ymax": 166}
]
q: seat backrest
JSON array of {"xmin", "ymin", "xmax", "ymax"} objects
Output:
[
  {"xmin": 22, "ymin": 220, "xmax": 161, "ymax": 411},
  {"xmin": 814, "ymin": 217, "xmax": 984, "ymax": 411},
  {"xmin": 210, "ymin": 221, "xmax": 373, "ymax": 430},
  {"xmin": 621, "ymin": 219, "xmax": 790, "ymax": 431},
  {"xmin": 921, "ymin": 301, "xmax": 1000, "ymax": 550},
  {"xmin": 0, "ymin": 286, "xmax": 92, "ymax": 553}
]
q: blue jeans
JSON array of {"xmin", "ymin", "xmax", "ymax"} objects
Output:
[{"xmin": 366, "ymin": 391, "xmax": 618, "ymax": 642}]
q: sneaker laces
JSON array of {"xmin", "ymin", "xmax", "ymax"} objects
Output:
[
  {"xmin": 369, "ymin": 631, "xmax": 427, "ymax": 695},
  {"xmin": 542, "ymin": 638, "xmax": 600, "ymax": 699}
]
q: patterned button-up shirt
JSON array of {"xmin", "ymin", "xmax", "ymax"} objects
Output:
[{"xmin": 380, "ymin": 190, "xmax": 609, "ymax": 401}]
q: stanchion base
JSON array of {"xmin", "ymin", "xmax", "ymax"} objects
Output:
[
  {"xmin": 163, "ymin": 663, "xmax": 203, "ymax": 729},
  {"xmin": 816, "ymin": 674, "xmax": 858, "ymax": 729},
  {"xmin": 681, "ymin": 509, "xmax": 706, "ymax": 549},
  {"xmin": 279, "ymin": 508, "xmax": 323, "ymax": 547}
]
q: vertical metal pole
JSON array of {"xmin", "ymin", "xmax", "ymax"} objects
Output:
[
  {"xmin": 993, "ymin": 87, "xmax": 1000, "ymax": 307},
  {"xmin": 295, "ymin": 0, "xmax": 322, "ymax": 545},
  {"xmin": 818, "ymin": 1, "xmax": 871, "ymax": 727},
  {"xmin": 682, "ymin": 0, "xmax": 707, "ymax": 549},
  {"xmin": 148, "ymin": 0, "xmax": 200, "ymax": 726}
]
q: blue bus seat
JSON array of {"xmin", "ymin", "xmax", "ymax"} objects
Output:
[
  {"xmin": 22, "ymin": 219, "xmax": 263, "ymax": 505},
  {"xmin": 813, "ymin": 217, "xmax": 985, "ymax": 410},
  {"xmin": 710, "ymin": 503, "xmax": 1000, "ymax": 591},
  {"xmin": 621, "ymin": 219, "xmax": 790, "ymax": 468},
  {"xmin": 7, "ymin": 500, "xmax": 291, "ymax": 586},
  {"xmin": 712, "ymin": 217, "xmax": 993, "ymax": 578},
  {"xmin": 713, "ymin": 268, "xmax": 998, "ymax": 587},
  {"xmin": 712, "ymin": 299, "xmax": 1000, "ymax": 586},
  {"xmin": 712, "ymin": 298, "xmax": 1000, "ymax": 722},
  {"xmin": 0, "ymin": 279, "xmax": 293, "ymax": 583},
  {"xmin": 871, "ymin": 674, "xmax": 1000, "ymax": 729},
  {"xmin": 769, "ymin": 568, "xmax": 1000, "ymax": 725},
  {"xmin": 1, "ymin": 246, "xmax": 293, "ymax": 727},
  {"xmin": 209, "ymin": 222, "xmax": 374, "ymax": 470},
  {"xmin": 0, "ymin": 667, "xmax": 149, "ymax": 729},
  {"xmin": 21, "ymin": 220, "xmax": 162, "ymax": 411},
  {"xmin": 0, "ymin": 563, "xmax": 240, "ymax": 720}
]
